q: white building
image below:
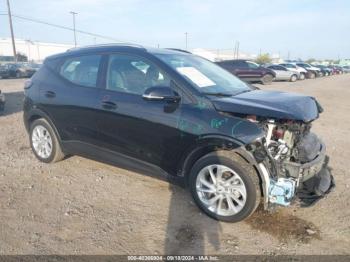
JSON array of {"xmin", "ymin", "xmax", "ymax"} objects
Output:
[
  {"xmin": 192, "ymin": 48, "xmax": 257, "ymax": 62},
  {"xmin": 192, "ymin": 48, "xmax": 283, "ymax": 63},
  {"xmin": 0, "ymin": 38, "xmax": 74, "ymax": 62}
]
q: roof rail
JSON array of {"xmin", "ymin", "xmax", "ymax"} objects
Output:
[
  {"xmin": 67, "ymin": 43, "xmax": 144, "ymax": 52},
  {"xmin": 166, "ymin": 48, "xmax": 192, "ymax": 54}
]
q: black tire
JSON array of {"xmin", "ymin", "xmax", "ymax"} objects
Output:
[
  {"xmin": 261, "ymin": 74, "xmax": 274, "ymax": 85},
  {"xmin": 188, "ymin": 151, "xmax": 261, "ymax": 222},
  {"xmin": 299, "ymin": 72, "xmax": 306, "ymax": 80},
  {"xmin": 290, "ymin": 74, "xmax": 298, "ymax": 82},
  {"xmin": 307, "ymin": 71, "xmax": 316, "ymax": 79},
  {"xmin": 29, "ymin": 118, "xmax": 65, "ymax": 163},
  {"xmin": 16, "ymin": 71, "xmax": 21, "ymax": 78}
]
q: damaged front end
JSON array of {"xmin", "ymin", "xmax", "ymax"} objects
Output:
[
  {"xmin": 212, "ymin": 90, "xmax": 334, "ymax": 209},
  {"xmin": 247, "ymin": 118, "xmax": 334, "ymax": 209}
]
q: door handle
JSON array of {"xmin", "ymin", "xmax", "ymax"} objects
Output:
[
  {"xmin": 45, "ymin": 91, "xmax": 56, "ymax": 98},
  {"xmin": 101, "ymin": 101, "xmax": 117, "ymax": 110}
]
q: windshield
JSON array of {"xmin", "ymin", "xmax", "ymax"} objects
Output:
[{"xmin": 154, "ymin": 53, "xmax": 251, "ymax": 96}]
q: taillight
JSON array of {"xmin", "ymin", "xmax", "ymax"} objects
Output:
[{"xmin": 24, "ymin": 79, "xmax": 33, "ymax": 89}]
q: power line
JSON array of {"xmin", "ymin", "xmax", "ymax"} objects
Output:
[{"xmin": 4, "ymin": 13, "xmax": 130, "ymax": 43}]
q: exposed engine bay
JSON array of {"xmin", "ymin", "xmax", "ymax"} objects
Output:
[{"xmin": 246, "ymin": 117, "xmax": 334, "ymax": 208}]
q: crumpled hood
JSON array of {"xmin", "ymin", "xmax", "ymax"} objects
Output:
[{"xmin": 210, "ymin": 90, "xmax": 321, "ymax": 122}]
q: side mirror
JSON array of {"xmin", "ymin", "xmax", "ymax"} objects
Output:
[{"xmin": 142, "ymin": 86, "xmax": 180, "ymax": 102}]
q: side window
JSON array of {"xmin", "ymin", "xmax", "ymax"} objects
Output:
[
  {"xmin": 59, "ymin": 55, "xmax": 101, "ymax": 88},
  {"xmin": 247, "ymin": 61, "xmax": 259, "ymax": 69},
  {"xmin": 106, "ymin": 54, "xmax": 170, "ymax": 95}
]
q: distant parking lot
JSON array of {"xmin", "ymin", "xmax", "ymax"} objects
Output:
[{"xmin": 0, "ymin": 75, "xmax": 350, "ymax": 254}]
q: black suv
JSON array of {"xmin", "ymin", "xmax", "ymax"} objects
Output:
[
  {"xmin": 23, "ymin": 45, "xmax": 333, "ymax": 222},
  {"xmin": 215, "ymin": 59, "xmax": 276, "ymax": 85}
]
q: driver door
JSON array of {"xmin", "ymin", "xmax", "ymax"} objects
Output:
[{"xmin": 96, "ymin": 53, "xmax": 183, "ymax": 169}]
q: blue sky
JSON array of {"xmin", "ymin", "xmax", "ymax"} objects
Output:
[{"xmin": 0, "ymin": 0, "xmax": 349, "ymax": 59}]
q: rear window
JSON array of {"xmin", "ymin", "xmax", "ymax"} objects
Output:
[{"xmin": 59, "ymin": 55, "xmax": 101, "ymax": 88}]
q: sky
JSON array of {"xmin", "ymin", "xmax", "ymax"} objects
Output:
[{"xmin": 0, "ymin": 0, "xmax": 349, "ymax": 60}]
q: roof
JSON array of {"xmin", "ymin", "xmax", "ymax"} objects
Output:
[{"xmin": 46, "ymin": 43, "xmax": 189, "ymax": 60}]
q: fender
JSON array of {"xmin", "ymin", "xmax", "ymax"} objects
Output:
[{"xmin": 23, "ymin": 106, "xmax": 63, "ymax": 143}]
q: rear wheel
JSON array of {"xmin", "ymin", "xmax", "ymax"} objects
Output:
[
  {"xmin": 189, "ymin": 151, "xmax": 261, "ymax": 222},
  {"xmin": 30, "ymin": 118, "xmax": 65, "ymax": 163},
  {"xmin": 16, "ymin": 71, "xmax": 21, "ymax": 78},
  {"xmin": 308, "ymin": 72, "xmax": 316, "ymax": 79},
  {"xmin": 290, "ymin": 74, "xmax": 298, "ymax": 82},
  {"xmin": 261, "ymin": 74, "xmax": 274, "ymax": 85}
]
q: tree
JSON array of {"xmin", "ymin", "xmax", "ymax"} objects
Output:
[
  {"xmin": 306, "ymin": 58, "xmax": 316, "ymax": 64},
  {"xmin": 16, "ymin": 52, "xmax": 28, "ymax": 62},
  {"xmin": 255, "ymin": 53, "xmax": 272, "ymax": 65}
]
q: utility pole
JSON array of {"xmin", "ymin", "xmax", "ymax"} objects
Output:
[
  {"xmin": 185, "ymin": 32, "xmax": 188, "ymax": 50},
  {"xmin": 70, "ymin": 11, "xmax": 78, "ymax": 47},
  {"xmin": 236, "ymin": 41, "xmax": 240, "ymax": 59},
  {"xmin": 6, "ymin": 0, "xmax": 17, "ymax": 62}
]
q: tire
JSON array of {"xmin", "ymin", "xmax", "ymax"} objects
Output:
[
  {"xmin": 29, "ymin": 118, "xmax": 65, "ymax": 163},
  {"xmin": 299, "ymin": 73, "xmax": 306, "ymax": 80},
  {"xmin": 290, "ymin": 74, "xmax": 297, "ymax": 82},
  {"xmin": 188, "ymin": 151, "xmax": 261, "ymax": 222},
  {"xmin": 261, "ymin": 74, "xmax": 274, "ymax": 85},
  {"xmin": 308, "ymin": 72, "xmax": 316, "ymax": 79}
]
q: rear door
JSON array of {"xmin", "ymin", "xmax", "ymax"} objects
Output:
[
  {"xmin": 95, "ymin": 53, "xmax": 184, "ymax": 170},
  {"xmin": 39, "ymin": 54, "xmax": 103, "ymax": 144},
  {"xmin": 274, "ymin": 65, "xmax": 291, "ymax": 79}
]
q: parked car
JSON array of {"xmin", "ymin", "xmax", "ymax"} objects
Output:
[
  {"xmin": 5, "ymin": 63, "xmax": 36, "ymax": 78},
  {"xmin": 314, "ymin": 65, "xmax": 332, "ymax": 76},
  {"xmin": 341, "ymin": 66, "xmax": 350, "ymax": 73},
  {"xmin": 25, "ymin": 63, "xmax": 42, "ymax": 73},
  {"xmin": 23, "ymin": 44, "xmax": 334, "ymax": 222},
  {"xmin": 215, "ymin": 59, "xmax": 276, "ymax": 84},
  {"xmin": 295, "ymin": 63, "xmax": 321, "ymax": 78},
  {"xmin": 0, "ymin": 90, "xmax": 5, "ymax": 112},
  {"xmin": 279, "ymin": 63, "xmax": 307, "ymax": 80},
  {"xmin": 0, "ymin": 64, "xmax": 10, "ymax": 79},
  {"xmin": 328, "ymin": 65, "xmax": 343, "ymax": 74},
  {"xmin": 266, "ymin": 65, "xmax": 299, "ymax": 82}
]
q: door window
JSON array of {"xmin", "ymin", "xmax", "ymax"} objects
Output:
[
  {"xmin": 59, "ymin": 55, "xmax": 101, "ymax": 88},
  {"xmin": 246, "ymin": 61, "xmax": 259, "ymax": 69},
  {"xmin": 106, "ymin": 54, "xmax": 170, "ymax": 95}
]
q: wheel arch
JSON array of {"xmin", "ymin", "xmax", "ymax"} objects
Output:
[
  {"xmin": 179, "ymin": 135, "xmax": 269, "ymax": 209},
  {"xmin": 25, "ymin": 108, "xmax": 62, "ymax": 142}
]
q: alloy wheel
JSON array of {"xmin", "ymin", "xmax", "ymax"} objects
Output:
[
  {"xmin": 32, "ymin": 125, "xmax": 53, "ymax": 159},
  {"xmin": 195, "ymin": 164, "xmax": 247, "ymax": 216}
]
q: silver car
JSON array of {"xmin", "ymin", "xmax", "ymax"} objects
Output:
[{"xmin": 267, "ymin": 65, "xmax": 299, "ymax": 82}]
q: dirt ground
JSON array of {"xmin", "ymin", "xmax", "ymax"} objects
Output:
[{"xmin": 0, "ymin": 75, "xmax": 349, "ymax": 255}]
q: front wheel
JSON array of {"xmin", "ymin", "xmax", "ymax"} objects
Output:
[
  {"xmin": 308, "ymin": 72, "xmax": 316, "ymax": 79},
  {"xmin": 299, "ymin": 72, "xmax": 306, "ymax": 80},
  {"xmin": 30, "ymin": 118, "xmax": 65, "ymax": 163},
  {"xmin": 189, "ymin": 151, "xmax": 261, "ymax": 222}
]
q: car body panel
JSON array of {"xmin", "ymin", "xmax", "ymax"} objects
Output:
[
  {"xmin": 267, "ymin": 65, "xmax": 297, "ymax": 80},
  {"xmin": 211, "ymin": 90, "xmax": 320, "ymax": 122}
]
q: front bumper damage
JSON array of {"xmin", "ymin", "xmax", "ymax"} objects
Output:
[
  {"xmin": 255, "ymin": 142, "xmax": 335, "ymax": 210},
  {"xmin": 297, "ymin": 155, "xmax": 335, "ymax": 207}
]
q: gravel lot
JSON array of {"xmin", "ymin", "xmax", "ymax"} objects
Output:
[{"xmin": 0, "ymin": 75, "xmax": 349, "ymax": 255}]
